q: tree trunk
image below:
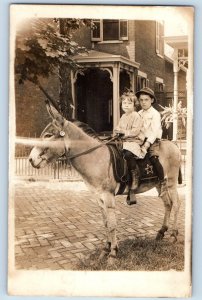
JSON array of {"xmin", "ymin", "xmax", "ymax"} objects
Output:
[{"xmin": 59, "ymin": 19, "xmax": 73, "ymax": 120}]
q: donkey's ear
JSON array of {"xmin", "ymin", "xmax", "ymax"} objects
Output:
[{"xmin": 46, "ymin": 103, "xmax": 64, "ymax": 127}]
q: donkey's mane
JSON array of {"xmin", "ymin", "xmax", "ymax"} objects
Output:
[{"xmin": 72, "ymin": 120, "xmax": 101, "ymax": 141}]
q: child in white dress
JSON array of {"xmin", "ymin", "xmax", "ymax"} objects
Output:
[{"xmin": 114, "ymin": 90, "xmax": 145, "ymax": 193}]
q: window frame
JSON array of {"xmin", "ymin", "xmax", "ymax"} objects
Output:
[
  {"xmin": 91, "ymin": 19, "xmax": 128, "ymax": 42},
  {"xmin": 91, "ymin": 19, "xmax": 103, "ymax": 41},
  {"xmin": 155, "ymin": 77, "xmax": 165, "ymax": 92},
  {"xmin": 119, "ymin": 20, "xmax": 129, "ymax": 41},
  {"xmin": 136, "ymin": 74, "xmax": 149, "ymax": 92}
]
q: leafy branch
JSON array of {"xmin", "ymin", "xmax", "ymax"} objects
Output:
[
  {"xmin": 159, "ymin": 101, "xmax": 187, "ymax": 129},
  {"xmin": 15, "ymin": 18, "xmax": 92, "ymax": 118}
]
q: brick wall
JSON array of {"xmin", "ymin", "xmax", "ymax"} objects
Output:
[
  {"xmin": 135, "ymin": 20, "xmax": 165, "ymax": 90},
  {"xmin": 15, "ymin": 75, "xmax": 59, "ymax": 137},
  {"xmin": 73, "ymin": 26, "xmax": 92, "ymax": 49}
]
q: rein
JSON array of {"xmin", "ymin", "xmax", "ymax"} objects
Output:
[
  {"xmin": 65, "ymin": 136, "xmax": 119, "ymax": 160},
  {"xmin": 49, "ymin": 118, "xmax": 120, "ymax": 160}
]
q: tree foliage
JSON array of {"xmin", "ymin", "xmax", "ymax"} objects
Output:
[{"xmin": 15, "ymin": 18, "xmax": 91, "ymax": 117}]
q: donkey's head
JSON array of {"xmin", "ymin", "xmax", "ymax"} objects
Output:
[{"xmin": 29, "ymin": 103, "xmax": 69, "ymax": 169}]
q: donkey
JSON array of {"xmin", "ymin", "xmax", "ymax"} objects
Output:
[{"xmin": 29, "ymin": 104, "xmax": 182, "ymax": 261}]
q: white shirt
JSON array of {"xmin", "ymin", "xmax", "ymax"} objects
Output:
[{"xmin": 138, "ymin": 106, "xmax": 162, "ymax": 144}]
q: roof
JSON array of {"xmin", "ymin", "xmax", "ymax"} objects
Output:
[
  {"xmin": 73, "ymin": 50, "xmax": 140, "ymax": 69},
  {"xmin": 164, "ymin": 35, "xmax": 188, "ymax": 49}
]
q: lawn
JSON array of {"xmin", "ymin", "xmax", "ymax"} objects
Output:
[{"xmin": 76, "ymin": 237, "xmax": 184, "ymax": 271}]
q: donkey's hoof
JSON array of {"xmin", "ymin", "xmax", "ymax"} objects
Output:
[
  {"xmin": 98, "ymin": 250, "xmax": 108, "ymax": 261},
  {"xmin": 170, "ymin": 235, "xmax": 177, "ymax": 243},
  {"xmin": 107, "ymin": 255, "xmax": 116, "ymax": 267},
  {"xmin": 126, "ymin": 195, "xmax": 137, "ymax": 205},
  {"xmin": 156, "ymin": 231, "xmax": 164, "ymax": 240},
  {"xmin": 170, "ymin": 230, "xmax": 178, "ymax": 243},
  {"xmin": 156, "ymin": 226, "xmax": 168, "ymax": 240}
]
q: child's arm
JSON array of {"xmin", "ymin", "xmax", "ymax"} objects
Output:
[
  {"xmin": 113, "ymin": 116, "xmax": 125, "ymax": 135},
  {"xmin": 146, "ymin": 112, "xmax": 162, "ymax": 144},
  {"xmin": 142, "ymin": 111, "xmax": 162, "ymax": 150}
]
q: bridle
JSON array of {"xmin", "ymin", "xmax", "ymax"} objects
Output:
[{"xmin": 48, "ymin": 120, "xmax": 119, "ymax": 161}]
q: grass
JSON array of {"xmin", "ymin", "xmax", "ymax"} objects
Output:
[{"xmin": 75, "ymin": 237, "xmax": 184, "ymax": 271}]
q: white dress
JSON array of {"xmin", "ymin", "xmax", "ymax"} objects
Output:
[{"xmin": 115, "ymin": 111, "xmax": 145, "ymax": 158}]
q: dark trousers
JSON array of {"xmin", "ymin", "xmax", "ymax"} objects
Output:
[
  {"xmin": 148, "ymin": 141, "xmax": 165, "ymax": 181},
  {"xmin": 150, "ymin": 156, "xmax": 164, "ymax": 181},
  {"xmin": 123, "ymin": 150, "xmax": 137, "ymax": 171}
]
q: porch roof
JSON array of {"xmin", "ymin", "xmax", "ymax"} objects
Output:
[
  {"xmin": 73, "ymin": 50, "xmax": 140, "ymax": 69},
  {"xmin": 164, "ymin": 35, "xmax": 188, "ymax": 49}
]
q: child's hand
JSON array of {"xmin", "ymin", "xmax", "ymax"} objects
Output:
[
  {"xmin": 114, "ymin": 129, "xmax": 125, "ymax": 137},
  {"xmin": 140, "ymin": 146, "xmax": 147, "ymax": 158},
  {"xmin": 144, "ymin": 141, "xmax": 151, "ymax": 150},
  {"xmin": 114, "ymin": 129, "xmax": 125, "ymax": 134}
]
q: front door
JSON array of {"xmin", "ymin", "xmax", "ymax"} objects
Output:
[{"xmin": 76, "ymin": 68, "xmax": 113, "ymax": 134}]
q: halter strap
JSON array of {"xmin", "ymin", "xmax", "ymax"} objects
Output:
[
  {"xmin": 50, "ymin": 119, "xmax": 118, "ymax": 160},
  {"xmin": 66, "ymin": 136, "xmax": 118, "ymax": 160}
]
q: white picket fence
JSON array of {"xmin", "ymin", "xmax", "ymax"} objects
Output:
[{"xmin": 15, "ymin": 142, "xmax": 187, "ymax": 181}]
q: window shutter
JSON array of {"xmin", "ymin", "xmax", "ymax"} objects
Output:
[
  {"xmin": 119, "ymin": 20, "xmax": 128, "ymax": 40},
  {"xmin": 142, "ymin": 78, "xmax": 146, "ymax": 88},
  {"xmin": 156, "ymin": 21, "xmax": 160, "ymax": 54},
  {"xmin": 91, "ymin": 19, "xmax": 102, "ymax": 41},
  {"xmin": 136, "ymin": 76, "xmax": 141, "ymax": 91},
  {"xmin": 159, "ymin": 21, "xmax": 164, "ymax": 56},
  {"xmin": 156, "ymin": 21, "xmax": 164, "ymax": 56}
]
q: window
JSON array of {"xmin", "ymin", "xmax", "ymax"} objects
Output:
[
  {"xmin": 155, "ymin": 82, "xmax": 165, "ymax": 92},
  {"xmin": 136, "ymin": 75, "xmax": 149, "ymax": 92},
  {"xmin": 91, "ymin": 19, "xmax": 128, "ymax": 42},
  {"xmin": 178, "ymin": 49, "xmax": 188, "ymax": 68},
  {"xmin": 91, "ymin": 20, "xmax": 101, "ymax": 41},
  {"xmin": 156, "ymin": 21, "xmax": 164, "ymax": 56},
  {"xmin": 155, "ymin": 77, "xmax": 165, "ymax": 92}
]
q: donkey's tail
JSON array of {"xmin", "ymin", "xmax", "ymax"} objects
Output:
[{"xmin": 178, "ymin": 167, "xmax": 183, "ymax": 184}]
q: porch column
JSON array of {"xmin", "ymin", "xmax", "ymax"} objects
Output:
[
  {"xmin": 112, "ymin": 62, "xmax": 120, "ymax": 129},
  {"xmin": 130, "ymin": 71, "xmax": 135, "ymax": 91},
  {"xmin": 71, "ymin": 70, "xmax": 76, "ymax": 119},
  {"xmin": 173, "ymin": 48, "xmax": 179, "ymax": 141}
]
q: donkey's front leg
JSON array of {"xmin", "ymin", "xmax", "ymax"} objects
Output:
[{"xmin": 98, "ymin": 192, "xmax": 118, "ymax": 259}]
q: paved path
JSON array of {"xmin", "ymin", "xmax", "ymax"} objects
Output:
[{"xmin": 14, "ymin": 180, "xmax": 185, "ymax": 270}]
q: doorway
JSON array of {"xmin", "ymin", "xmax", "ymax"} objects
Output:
[{"xmin": 76, "ymin": 68, "xmax": 113, "ymax": 134}]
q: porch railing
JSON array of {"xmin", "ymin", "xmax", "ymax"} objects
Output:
[
  {"xmin": 15, "ymin": 156, "xmax": 81, "ymax": 180},
  {"xmin": 15, "ymin": 144, "xmax": 81, "ymax": 180}
]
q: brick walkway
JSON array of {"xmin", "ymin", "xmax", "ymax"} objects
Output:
[{"xmin": 14, "ymin": 180, "xmax": 185, "ymax": 270}]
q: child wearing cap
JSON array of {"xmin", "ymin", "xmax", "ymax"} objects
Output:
[
  {"xmin": 114, "ymin": 90, "xmax": 145, "ymax": 199},
  {"xmin": 136, "ymin": 87, "xmax": 168, "ymax": 196}
]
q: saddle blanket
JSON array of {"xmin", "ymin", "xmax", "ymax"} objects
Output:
[{"xmin": 108, "ymin": 144, "xmax": 158, "ymax": 184}]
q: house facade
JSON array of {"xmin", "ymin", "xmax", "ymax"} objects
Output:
[{"xmin": 15, "ymin": 19, "xmax": 187, "ymax": 138}]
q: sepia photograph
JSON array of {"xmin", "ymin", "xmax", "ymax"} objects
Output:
[{"xmin": 8, "ymin": 4, "xmax": 193, "ymax": 297}]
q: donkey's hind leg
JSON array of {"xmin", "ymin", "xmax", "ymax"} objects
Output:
[
  {"xmin": 169, "ymin": 187, "xmax": 181, "ymax": 242},
  {"xmin": 156, "ymin": 189, "xmax": 172, "ymax": 240}
]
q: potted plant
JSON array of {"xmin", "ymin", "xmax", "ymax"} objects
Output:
[{"xmin": 159, "ymin": 101, "xmax": 187, "ymax": 149}]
